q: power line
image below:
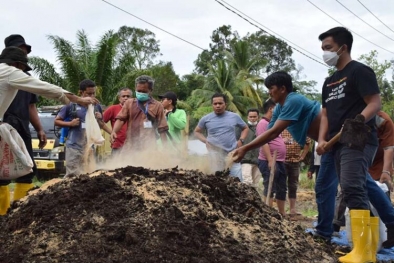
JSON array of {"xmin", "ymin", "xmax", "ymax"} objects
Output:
[
  {"xmin": 336, "ymin": 0, "xmax": 394, "ymax": 42},
  {"xmin": 306, "ymin": 0, "xmax": 394, "ymax": 55},
  {"xmin": 357, "ymin": 0, "xmax": 394, "ymax": 35},
  {"xmin": 214, "ymin": 0, "xmax": 328, "ymax": 68},
  {"xmin": 100, "ymin": 0, "xmax": 206, "ymax": 51},
  {"xmin": 218, "ymin": 0, "xmax": 322, "ymax": 61}
]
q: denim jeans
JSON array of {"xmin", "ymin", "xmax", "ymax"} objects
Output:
[
  {"xmin": 334, "ymin": 143, "xmax": 377, "ymax": 210},
  {"xmin": 258, "ymin": 160, "xmax": 287, "ymax": 201},
  {"xmin": 315, "ymin": 151, "xmax": 338, "ymax": 237}
]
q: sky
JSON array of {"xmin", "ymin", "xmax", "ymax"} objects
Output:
[{"xmin": 1, "ymin": 0, "xmax": 394, "ymax": 93}]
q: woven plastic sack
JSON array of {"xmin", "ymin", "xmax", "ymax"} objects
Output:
[{"xmin": 0, "ymin": 123, "xmax": 34, "ymax": 180}]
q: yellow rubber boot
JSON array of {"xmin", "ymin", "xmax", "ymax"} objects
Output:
[
  {"xmin": 339, "ymin": 210, "xmax": 372, "ymax": 263},
  {"xmin": 13, "ymin": 183, "xmax": 34, "ymax": 201},
  {"xmin": 0, "ymin": 185, "xmax": 10, "ymax": 215},
  {"xmin": 370, "ymin": 217, "xmax": 379, "ymax": 263}
]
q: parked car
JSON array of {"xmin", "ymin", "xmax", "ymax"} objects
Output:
[{"xmin": 29, "ymin": 106, "xmax": 65, "ymax": 179}]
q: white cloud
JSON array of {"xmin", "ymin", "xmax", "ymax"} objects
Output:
[{"xmin": 1, "ymin": 0, "xmax": 393, "ymax": 94}]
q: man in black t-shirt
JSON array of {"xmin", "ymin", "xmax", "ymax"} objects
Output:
[
  {"xmin": 0, "ymin": 35, "xmax": 47, "ymax": 215},
  {"xmin": 317, "ymin": 27, "xmax": 382, "ymax": 262}
]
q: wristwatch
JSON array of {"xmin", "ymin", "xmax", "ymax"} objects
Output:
[{"xmin": 239, "ymin": 139, "xmax": 245, "ymax": 144}]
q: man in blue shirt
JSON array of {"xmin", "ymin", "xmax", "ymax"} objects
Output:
[
  {"xmin": 232, "ymin": 70, "xmax": 394, "ymax": 248},
  {"xmin": 55, "ymin": 79, "xmax": 111, "ymax": 178},
  {"xmin": 194, "ymin": 93, "xmax": 248, "ymax": 181}
]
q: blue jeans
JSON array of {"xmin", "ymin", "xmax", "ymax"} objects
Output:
[{"xmin": 315, "ymin": 151, "xmax": 338, "ymax": 237}]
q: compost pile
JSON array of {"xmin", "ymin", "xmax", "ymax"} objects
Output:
[{"xmin": 0, "ymin": 166, "xmax": 334, "ymax": 263}]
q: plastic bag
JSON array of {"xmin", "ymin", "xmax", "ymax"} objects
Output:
[
  {"xmin": 85, "ymin": 105, "xmax": 105, "ymax": 146},
  {"xmin": 0, "ymin": 123, "xmax": 34, "ymax": 180}
]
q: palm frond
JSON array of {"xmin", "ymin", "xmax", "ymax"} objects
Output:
[{"xmin": 29, "ymin": 56, "xmax": 66, "ymax": 88}]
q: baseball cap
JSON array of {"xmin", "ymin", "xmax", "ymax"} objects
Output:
[
  {"xmin": 158, "ymin": 91, "xmax": 177, "ymax": 103},
  {"xmin": 0, "ymin": 46, "xmax": 32, "ymax": 71}
]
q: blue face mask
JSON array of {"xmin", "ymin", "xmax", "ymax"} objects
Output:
[{"xmin": 135, "ymin": 91, "xmax": 150, "ymax": 102}]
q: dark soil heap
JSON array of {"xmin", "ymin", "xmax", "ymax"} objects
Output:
[{"xmin": 0, "ymin": 166, "xmax": 335, "ymax": 263}]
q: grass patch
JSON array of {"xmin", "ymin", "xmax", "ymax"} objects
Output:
[
  {"xmin": 299, "ymin": 171, "xmax": 315, "ymax": 190},
  {"xmin": 302, "ymin": 207, "xmax": 318, "ymax": 217}
]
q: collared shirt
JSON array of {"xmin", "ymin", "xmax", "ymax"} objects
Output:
[
  {"xmin": 281, "ymin": 129, "xmax": 311, "ymax": 163},
  {"xmin": 116, "ymin": 98, "xmax": 168, "ymax": 151}
]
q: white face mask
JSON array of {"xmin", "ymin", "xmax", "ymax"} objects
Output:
[
  {"xmin": 248, "ymin": 121, "xmax": 258, "ymax": 126},
  {"xmin": 322, "ymin": 45, "xmax": 344, "ymax": 67}
]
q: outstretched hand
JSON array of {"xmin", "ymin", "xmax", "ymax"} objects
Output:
[
  {"xmin": 78, "ymin": 97, "xmax": 100, "ymax": 107},
  {"xmin": 231, "ymin": 147, "xmax": 246, "ymax": 163}
]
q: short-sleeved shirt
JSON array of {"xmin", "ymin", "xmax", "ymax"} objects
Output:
[
  {"xmin": 4, "ymin": 90, "xmax": 38, "ymax": 136},
  {"xmin": 322, "ymin": 60, "xmax": 380, "ymax": 144},
  {"xmin": 57, "ymin": 103, "xmax": 103, "ymax": 150},
  {"xmin": 116, "ymin": 98, "xmax": 168, "ymax": 151},
  {"xmin": 103, "ymin": 104, "xmax": 127, "ymax": 149},
  {"xmin": 369, "ymin": 111, "xmax": 394, "ymax": 180},
  {"xmin": 281, "ymin": 129, "xmax": 311, "ymax": 163},
  {"xmin": 256, "ymin": 117, "xmax": 286, "ymax": 161},
  {"xmin": 197, "ymin": 111, "xmax": 247, "ymax": 152},
  {"xmin": 268, "ymin": 92, "xmax": 320, "ymax": 147}
]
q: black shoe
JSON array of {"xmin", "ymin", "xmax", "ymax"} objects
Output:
[{"xmin": 310, "ymin": 230, "xmax": 331, "ymax": 244}]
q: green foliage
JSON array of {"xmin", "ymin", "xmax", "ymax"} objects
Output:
[
  {"xmin": 117, "ymin": 26, "xmax": 161, "ymax": 69},
  {"xmin": 245, "ymin": 31, "xmax": 295, "ymax": 75},
  {"xmin": 149, "ymin": 62, "xmax": 179, "ymax": 98},
  {"xmin": 358, "ymin": 50, "xmax": 394, "ymax": 108}
]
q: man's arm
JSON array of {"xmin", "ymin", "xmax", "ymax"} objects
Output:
[
  {"xmin": 110, "ymin": 119, "xmax": 125, "ymax": 142},
  {"xmin": 194, "ymin": 126, "xmax": 207, "ymax": 144},
  {"xmin": 300, "ymin": 139, "xmax": 310, "ymax": 161},
  {"xmin": 54, "ymin": 116, "xmax": 80, "ymax": 128},
  {"xmin": 232, "ymin": 119, "xmax": 290, "ymax": 163},
  {"xmin": 316, "ymin": 108, "xmax": 329, "ymax": 155},
  {"xmin": 262, "ymin": 144, "xmax": 273, "ymax": 168},
  {"xmin": 361, "ymin": 94, "xmax": 381, "ymax": 122},
  {"xmin": 29, "ymin": 104, "xmax": 47, "ymax": 149},
  {"xmin": 237, "ymin": 125, "xmax": 249, "ymax": 148},
  {"xmin": 243, "ymin": 120, "xmax": 290, "ymax": 152}
]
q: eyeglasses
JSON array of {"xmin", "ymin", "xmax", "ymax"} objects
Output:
[{"xmin": 121, "ymin": 95, "xmax": 131, "ymax": 98}]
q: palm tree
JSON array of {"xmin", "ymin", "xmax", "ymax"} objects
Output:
[
  {"xmin": 29, "ymin": 30, "xmax": 135, "ymax": 106},
  {"xmin": 192, "ymin": 60, "xmax": 255, "ymax": 116},
  {"xmin": 224, "ymin": 40, "xmax": 263, "ymax": 107}
]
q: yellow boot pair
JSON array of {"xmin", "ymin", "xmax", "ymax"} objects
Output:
[
  {"xmin": 339, "ymin": 210, "xmax": 379, "ymax": 263},
  {"xmin": 0, "ymin": 185, "xmax": 10, "ymax": 215},
  {"xmin": 13, "ymin": 183, "xmax": 34, "ymax": 201}
]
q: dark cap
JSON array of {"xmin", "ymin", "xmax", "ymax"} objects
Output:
[
  {"xmin": 4, "ymin": 34, "xmax": 32, "ymax": 54},
  {"xmin": 0, "ymin": 47, "xmax": 32, "ymax": 71},
  {"xmin": 158, "ymin": 91, "xmax": 177, "ymax": 103}
]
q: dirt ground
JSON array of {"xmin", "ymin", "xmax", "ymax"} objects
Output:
[{"xmin": 0, "ymin": 166, "xmax": 338, "ymax": 263}]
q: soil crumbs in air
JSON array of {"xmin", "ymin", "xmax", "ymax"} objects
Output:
[{"xmin": 0, "ymin": 166, "xmax": 335, "ymax": 263}]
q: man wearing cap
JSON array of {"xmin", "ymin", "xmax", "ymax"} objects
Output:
[
  {"xmin": 0, "ymin": 46, "xmax": 98, "ymax": 215},
  {"xmin": 0, "ymin": 35, "xmax": 47, "ymax": 204},
  {"xmin": 102, "ymin": 88, "xmax": 132, "ymax": 155},
  {"xmin": 159, "ymin": 91, "xmax": 187, "ymax": 148}
]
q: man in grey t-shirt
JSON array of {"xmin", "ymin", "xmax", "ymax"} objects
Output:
[{"xmin": 194, "ymin": 93, "xmax": 248, "ymax": 181}]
